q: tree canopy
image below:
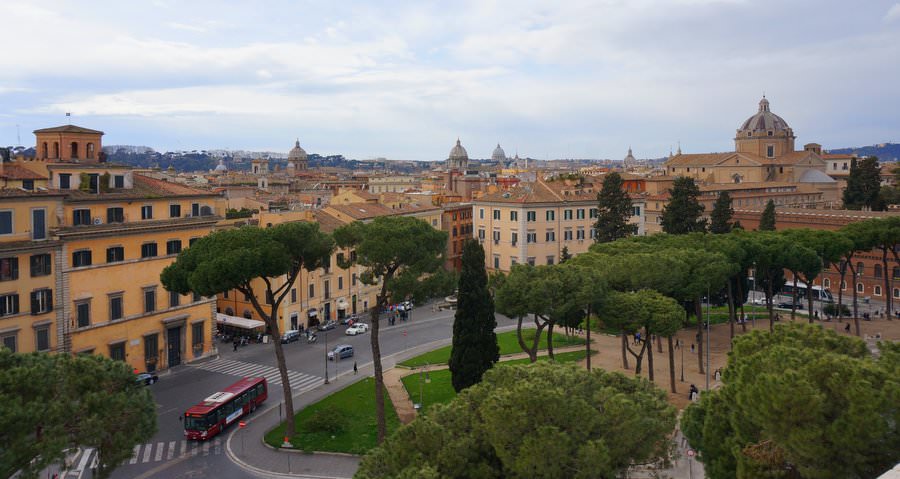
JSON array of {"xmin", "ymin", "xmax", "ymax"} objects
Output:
[
  {"xmin": 682, "ymin": 323, "xmax": 900, "ymax": 479},
  {"xmin": 334, "ymin": 216, "xmax": 447, "ymax": 443},
  {"xmin": 449, "ymin": 240, "xmax": 499, "ymax": 392},
  {"xmin": 660, "ymin": 176, "xmax": 707, "ymax": 234},
  {"xmin": 759, "ymin": 199, "xmax": 776, "ymax": 231},
  {"xmin": 709, "ymin": 191, "xmax": 735, "ymax": 234},
  {"xmin": 594, "ymin": 172, "xmax": 638, "ymax": 243},
  {"xmin": 356, "ymin": 362, "xmax": 677, "ymax": 479},
  {"xmin": 161, "ymin": 221, "xmax": 334, "ymax": 441},
  {"xmin": 843, "ymin": 156, "xmax": 882, "ymax": 210},
  {"xmin": 0, "ymin": 350, "xmax": 156, "ymax": 479}
]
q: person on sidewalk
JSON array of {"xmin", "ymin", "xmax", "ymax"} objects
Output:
[
  {"xmin": 353, "ymin": 361, "xmax": 358, "ymax": 375},
  {"xmin": 233, "ymin": 338, "xmax": 239, "ymax": 352},
  {"xmin": 845, "ymin": 323, "xmax": 851, "ymax": 333}
]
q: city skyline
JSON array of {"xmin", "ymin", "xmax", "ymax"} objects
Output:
[{"xmin": 2, "ymin": 1, "xmax": 900, "ymax": 161}]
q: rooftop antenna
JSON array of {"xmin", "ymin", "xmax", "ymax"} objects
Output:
[
  {"xmin": 66, "ymin": 112, "xmax": 71, "ymax": 125},
  {"xmin": 16, "ymin": 124, "xmax": 21, "ymax": 146}
]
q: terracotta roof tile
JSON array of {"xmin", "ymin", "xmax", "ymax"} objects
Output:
[
  {"xmin": 33, "ymin": 124, "xmax": 104, "ymax": 135},
  {"xmin": 0, "ymin": 165, "xmax": 47, "ymax": 180},
  {"xmin": 312, "ymin": 210, "xmax": 348, "ymax": 232},
  {"xmin": 665, "ymin": 153, "xmax": 734, "ymax": 167}
]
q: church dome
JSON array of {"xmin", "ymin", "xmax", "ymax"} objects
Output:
[
  {"xmin": 288, "ymin": 139, "xmax": 308, "ymax": 161},
  {"xmin": 738, "ymin": 97, "xmax": 791, "ymax": 133},
  {"xmin": 491, "ymin": 143, "xmax": 506, "ymax": 162},
  {"xmin": 449, "ymin": 139, "xmax": 468, "ymax": 160},
  {"xmin": 214, "ymin": 159, "xmax": 227, "ymax": 172}
]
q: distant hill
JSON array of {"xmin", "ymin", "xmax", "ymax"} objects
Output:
[{"xmin": 827, "ymin": 143, "xmax": 900, "ymax": 162}]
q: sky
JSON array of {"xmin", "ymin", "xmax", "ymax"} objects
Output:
[{"xmin": 2, "ymin": 0, "xmax": 899, "ymax": 162}]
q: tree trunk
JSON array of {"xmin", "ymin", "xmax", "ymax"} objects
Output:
[
  {"xmin": 546, "ymin": 318, "xmax": 556, "ymax": 361},
  {"xmin": 667, "ymin": 336, "xmax": 676, "ymax": 393},
  {"xmin": 530, "ymin": 315, "xmax": 546, "ymax": 363},
  {"xmin": 848, "ymin": 263, "xmax": 861, "ymax": 337},
  {"xmin": 766, "ymin": 277, "xmax": 775, "ymax": 332},
  {"xmin": 807, "ymin": 277, "xmax": 815, "ymax": 324},
  {"xmin": 657, "ymin": 333, "xmax": 663, "ymax": 354},
  {"xmin": 632, "ymin": 339, "xmax": 648, "ymax": 375},
  {"xmin": 835, "ymin": 262, "xmax": 846, "ymax": 323},
  {"xmin": 726, "ymin": 278, "xmax": 735, "ymax": 340},
  {"xmin": 646, "ymin": 328, "xmax": 655, "ymax": 382},
  {"xmin": 621, "ymin": 333, "xmax": 630, "ymax": 370},
  {"xmin": 585, "ymin": 305, "xmax": 592, "ymax": 371},
  {"xmin": 791, "ymin": 275, "xmax": 798, "ymax": 321},
  {"xmin": 736, "ymin": 272, "xmax": 747, "ymax": 332},
  {"xmin": 266, "ymin": 310, "xmax": 295, "ymax": 442},
  {"xmin": 695, "ymin": 297, "xmax": 705, "ymax": 375},
  {"xmin": 516, "ymin": 315, "xmax": 531, "ymax": 360},
  {"xmin": 882, "ymin": 247, "xmax": 892, "ymax": 320},
  {"xmin": 371, "ymin": 286, "xmax": 388, "ymax": 444}
]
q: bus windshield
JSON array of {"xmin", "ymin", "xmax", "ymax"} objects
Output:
[{"xmin": 184, "ymin": 415, "xmax": 208, "ymax": 431}]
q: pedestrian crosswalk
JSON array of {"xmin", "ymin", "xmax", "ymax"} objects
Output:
[
  {"xmin": 127, "ymin": 439, "xmax": 223, "ymax": 465},
  {"xmin": 187, "ymin": 358, "xmax": 322, "ymax": 392}
]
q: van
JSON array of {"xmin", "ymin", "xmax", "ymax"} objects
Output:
[
  {"xmin": 281, "ymin": 330, "xmax": 300, "ymax": 344},
  {"xmin": 327, "ymin": 344, "xmax": 354, "ymax": 361}
]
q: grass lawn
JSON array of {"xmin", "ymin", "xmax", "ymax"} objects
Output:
[
  {"xmin": 399, "ymin": 328, "xmax": 585, "ymax": 368},
  {"xmin": 264, "ymin": 376, "xmax": 400, "ymax": 454},
  {"xmin": 401, "ymin": 349, "xmax": 593, "ymax": 414}
]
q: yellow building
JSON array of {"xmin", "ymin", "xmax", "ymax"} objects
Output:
[
  {"xmin": 0, "ymin": 124, "xmax": 224, "ymax": 374},
  {"xmin": 473, "ymin": 176, "xmax": 644, "ymax": 272}
]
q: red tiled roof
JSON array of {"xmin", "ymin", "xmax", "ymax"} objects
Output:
[
  {"xmin": 33, "ymin": 124, "xmax": 104, "ymax": 135},
  {"xmin": 0, "ymin": 165, "xmax": 47, "ymax": 180}
]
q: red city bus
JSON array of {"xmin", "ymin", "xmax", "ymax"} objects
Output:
[{"xmin": 183, "ymin": 377, "xmax": 267, "ymax": 441}]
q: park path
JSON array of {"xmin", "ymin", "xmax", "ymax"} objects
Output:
[{"xmin": 384, "ymin": 344, "xmax": 587, "ymax": 424}]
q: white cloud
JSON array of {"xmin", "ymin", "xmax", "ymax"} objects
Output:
[{"xmin": 886, "ymin": 3, "xmax": 900, "ymax": 21}]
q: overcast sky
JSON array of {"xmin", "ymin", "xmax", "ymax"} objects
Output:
[{"xmin": 2, "ymin": 0, "xmax": 899, "ymax": 161}]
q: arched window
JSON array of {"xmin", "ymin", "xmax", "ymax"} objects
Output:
[
  {"xmin": 52, "ymin": 142, "xmax": 59, "ymax": 158},
  {"xmin": 874, "ymin": 285, "xmax": 882, "ymax": 296},
  {"xmin": 856, "ymin": 283, "xmax": 864, "ymax": 293},
  {"xmin": 42, "ymin": 142, "xmax": 48, "ymax": 159},
  {"xmin": 856, "ymin": 262, "xmax": 865, "ymax": 275},
  {"xmin": 225, "ymin": 307, "xmax": 234, "ymax": 316},
  {"xmin": 70, "ymin": 142, "xmax": 79, "ymax": 159},
  {"xmin": 87, "ymin": 143, "xmax": 95, "ymax": 159},
  {"xmin": 243, "ymin": 310, "xmax": 252, "ymax": 319},
  {"xmin": 874, "ymin": 264, "xmax": 883, "ymax": 279},
  {"xmin": 893, "ymin": 288, "xmax": 899, "ymax": 299},
  {"xmin": 823, "ymin": 278, "xmax": 831, "ymax": 289}
]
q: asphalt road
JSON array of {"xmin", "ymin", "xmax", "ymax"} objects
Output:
[{"xmin": 111, "ymin": 303, "xmax": 514, "ymax": 479}]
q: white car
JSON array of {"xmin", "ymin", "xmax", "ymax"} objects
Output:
[{"xmin": 345, "ymin": 323, "xmax": 369, "ymax": 335}]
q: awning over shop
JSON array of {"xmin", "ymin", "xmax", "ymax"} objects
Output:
[
  {"xmin": 215, "ymin": 313, "xmax": 265, "ymax": 330},
  {"xmin": 307, "ymin": 308, "xmax": 318, "ymax": 317}
]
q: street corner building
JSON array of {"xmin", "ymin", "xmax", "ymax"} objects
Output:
[{"xmin": 0, "ymin": 124, "xmax": 224, "ymax": 372}]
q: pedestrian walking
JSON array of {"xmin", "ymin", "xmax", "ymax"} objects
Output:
[
  {"xmin": 714, "ymin": 368, "xmax": 722, "ymax": 382},
  {"xmin": 233, "ymin": 338, "xmax": 239, "ymax": 352},
  {"xmin": 353, "ymin": 361, "xmax": 358, "ymax": 375},
  {"xmin": 814, "ymin": 311, "xmax": 819, "ymax": 321},
  {"xmin": 689, "ymin": 384, "xmax": 699, "ymax": 401},
  {"xmin": 690, "ymin": 343, "xmax": 695, "ymax": 354},
  {"xmin": 844, "ymin": 323, "xmax": 851, "ymax": 333}
]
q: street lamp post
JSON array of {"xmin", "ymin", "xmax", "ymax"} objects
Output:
[
  {"xmin": 706, "ymin": 284, "xmax": 710, "ymax": 392},
  {"xmin": 751, "ymin": 266, "xmax": 757, "ymax": 328},
  {"xmin": 680, "ymin": 339, "xmax": 684, "ymax": 382},
  {"xmin": 324, "ymin": 329, "xmax": 329, "ymax": 385}
]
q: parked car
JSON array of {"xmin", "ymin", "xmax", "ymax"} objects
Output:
[
  {"xmin": 776, "ymin": 301, "xmax": 804, "ymax": 309},
  {"xmin": 328, "ymin": 344, "xmax": 354, "ymax": 360},
  {"xmin": 317, "ymin": 321, "xmax": 337, "ymax": 331},
  {"xmin": 281, "ymin": 330, "xmax": 300, "ymax": 343},
  {"xmin": 345, "ymin": 323, "xmax": 369, "ymax": 335},
  {"xmin": 136, "ymin": 372, "xmax": 159, "ymax": 386},
  {"xmin": 340, "ymin": 314, "xmax": 359, "ymax": 325}
]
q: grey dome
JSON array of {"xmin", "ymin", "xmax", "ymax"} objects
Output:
[
  {"xmin": 288, "ymin": 139, "xmax": 307, "ymax": 162},
  {"xmin": 491, "ymin": 143, "xmax": 506, "ymax": 162},
  {"xmin": 798, "ymin": 169, "xmax": 836, "ymax": 183},
  {"xmin": 214, "ymin": 159, "xmax": 227, "ymax": 172},
  {"xmin": 449, "ymin": 139, "xmax": 468, "ymax": 160},
  {"xmin": 738, "ymin": 97, "xmax": 791, "ymax": 133}
]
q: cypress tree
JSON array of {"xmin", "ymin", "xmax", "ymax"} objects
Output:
[
  {"xmin": 709, "ymin": 191, "xmax": 734, "ymax": 234},
  {"xmin": 449, "ymin": 239, "xmax": 499, "ymax": 392},
  {"xmin": 759, "ymin": 200, "xmax": 776, "ymax": 231},
  {"xmin": 660, "ymin": 176, "xmax": 707, "ymax": 234},
  {"xmin": 843, "ymin": 156, "xmax": 882, "ymax": 210},
  {"xmin": 594, "ymin": 172, "xmax": 638, "ymax": 243}
]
